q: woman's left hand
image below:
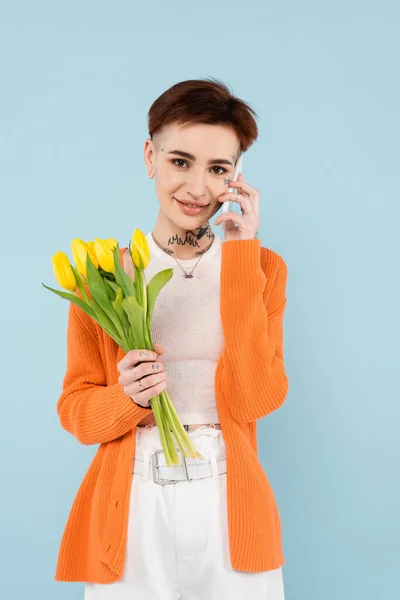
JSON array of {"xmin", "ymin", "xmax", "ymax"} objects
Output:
[{"xmin": 214, "ymin": 173, "xmax": 260, "ymax": 242}]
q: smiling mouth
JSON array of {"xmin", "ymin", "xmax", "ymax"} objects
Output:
[{"xmin": 174, "ymin": 197, "xmax": 209, "ymax": 208}]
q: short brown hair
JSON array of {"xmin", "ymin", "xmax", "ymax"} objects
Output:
[{"xmin": 148, "ymin": 78, "xmax": 258, "ymax": 152}]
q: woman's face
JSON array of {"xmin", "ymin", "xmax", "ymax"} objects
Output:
[{"xmin": 144, "ymin": 122, "xmax": 241, "ymax": 229}]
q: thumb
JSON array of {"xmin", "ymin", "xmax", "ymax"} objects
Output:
[{"xmin": 152, "ymin": 343, "xmax": 165, "ymax": 355}]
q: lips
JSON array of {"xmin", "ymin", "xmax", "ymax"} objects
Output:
[{"xmin": 174, "ymin": 197, "xmax": 209, "ymax": 208}]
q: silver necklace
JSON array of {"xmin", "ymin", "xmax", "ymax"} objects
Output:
[{"xmin": 151, "ymin": 232, "xmax": 214, "ymax": 279}]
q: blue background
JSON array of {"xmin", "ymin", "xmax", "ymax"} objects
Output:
[{"xmin": 0, "ymin": 1, "xmax": 399, "ymax": 598}]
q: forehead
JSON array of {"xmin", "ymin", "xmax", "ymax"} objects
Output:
[{"xmin": 158, "ymin": 122, "xmax": 240, "ymax": 157}]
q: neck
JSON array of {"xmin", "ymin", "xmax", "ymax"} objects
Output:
[{"xmin": 152, "ymin": 216, "xmax": 215, "ymax": 260}]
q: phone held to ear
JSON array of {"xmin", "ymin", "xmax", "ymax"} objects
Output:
[{"xmin": 221, "ymin": 154, "xmax": 244, "ymax": 233}]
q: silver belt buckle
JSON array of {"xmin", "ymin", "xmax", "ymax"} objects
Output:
[{"xmin": 151, "ymin": 448, "xmax": 191, "ymax": 485}]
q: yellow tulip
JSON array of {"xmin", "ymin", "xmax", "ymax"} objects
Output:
[
  {"xmin": 106, "ymin": 237, "xmax": 118, "ymax": 250},
  {"xmin": 130, "ymin": 228, "xmax": 150, "ymax": 270},
  {"xmin": 94, "ymin": 238, "xmax": 115, "ymax": 272},
  {"xmin": 52, "ymin": 252, "xmax": 77, "ymax": 292},
  {"xmin": 87, "ymin": 240, "xmax": 95, "ymax": 253},
  {"xmin": 71, "ymin": 238, "xmax": 98, "ymax": 276}
]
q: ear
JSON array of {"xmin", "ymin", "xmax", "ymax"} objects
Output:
[{"xmin": 144, "ymin": 138, "xmax": 156, "ymax": 178}]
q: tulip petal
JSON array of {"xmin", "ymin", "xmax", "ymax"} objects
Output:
[
  {"xmin": 94, "ymin": 238, "xmax": 115, "ymax": 273},
  {"xmin": 107, "ymin": 237, "xmax": 118, "ymax": 250},
  {"xmin": 71, "ymin": 238, "xmax": 99, "ymax": 276},
  {"xmin": 133, "ymin": 229, "xmax": 150, "ymax": 263},
  {"xmin": 52, "ymin": 252, "xmax": 77, "ymax": 292}
]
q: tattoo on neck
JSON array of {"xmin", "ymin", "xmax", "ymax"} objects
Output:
[
  {"xmin": 160, "ymin": 146, "xmax": 164, "ymax": 152},
  {"xmin": 165, "ymin": 224, "xmax": 215, "ymax": 256}
]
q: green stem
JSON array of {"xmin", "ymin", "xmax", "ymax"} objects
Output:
[
  {"xmin": 140, "ymin": 270, "xmax": 147, "ymax": 320},
  {"xmin": 133, "ymin": 263, "xmax": 142, "ymax": 306},
  {"xmin": 158, "ymin": 393, "xmax": 180, "ymax": 464},
  {"xmin": 162, "ymin": 394, "xmax": 188, "ymax": 456},
  {"xmin": 151, "ymin": 395, "xmax": 179, "ymax": 467},
  {"xmin": 161, "ymin": 390, "xmax": 205, "ymax": 460}
]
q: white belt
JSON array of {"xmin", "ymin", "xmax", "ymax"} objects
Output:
[{"xmin": 133, "ymin": 448, "xmax": 227, "ymax": 485}]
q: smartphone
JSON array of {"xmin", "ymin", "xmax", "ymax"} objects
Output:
[{"xmin": 221, "ymin": 154, "xmax": 244, "ymax": 230}]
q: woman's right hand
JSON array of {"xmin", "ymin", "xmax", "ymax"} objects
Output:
[{"xmin": 117, "ymin": 344, "xmax": 167, "ymax": 408}]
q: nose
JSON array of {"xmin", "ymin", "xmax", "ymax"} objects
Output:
[{"xmin": 186, "ymin": 171, "xmax": 207, "ymax": 199}]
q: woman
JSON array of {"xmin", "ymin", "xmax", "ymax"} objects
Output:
[{"xmin": 54, "ymin": 78, "xmax": 289, "ymax": 599}]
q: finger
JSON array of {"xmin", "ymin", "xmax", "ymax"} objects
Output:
[
  {"xmin": 117, "ymin": 348, "xmax": 158, "ymax": 372},
  {"xmin": 152, "ymin": 343, "xmax": 165, "ymax": 355},
  {"xmin": 136, "ymin": 378, "xmax": 168, "ymax": 408},
  {"xmin": 214, "ymin": 212, "xmax": 247, "ymax": 227},
  {"xmin": 218, "ymin": 192, "xmax": 253, "ymax": 214},
  {"xmin": 124, "ymin": 371, "xmax": 167, "ymax": 401},
  {"xmin": 226, "ymin": 179, "xmax": 259, "ymax": 198},
  {"xmin": 118, "ymin": 360, "xmax": 164, "ymax": 385}
]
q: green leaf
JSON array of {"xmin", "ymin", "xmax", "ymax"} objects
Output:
[
  {"xmin": 112, "ymin": 287, "xmax": 130, "ymax": 333},
  {"xmin": 88, "ymin": 295, "xmax": 129, "ymax": 350},
  {"xmin": 104, "ymin": 278, "xmax": 116, "ymax": 302},
  {"xmin": 146, "ymin": 268, "xmax": 174, "ymax": 330},
  {"xmin": 42, "ymin": 283, "xmax": 95, "ymax": 318},
  {"xmin": 86, "ymin": 254, "xmax": 125, "ymax": 339},
  {"xmin": 104, "ymin": 278, "xmax": 119, "ymax": 292},
  {"xmin": 127, "ymin": 240, "xmax": 142, "ymax": 305},
  {"xmin": 69, "ymin": 265, "xmax": 89, "ymax": 303},
  {"xmin": 42, "ymin": 283, "xmax": 129, "ymax": 352},
  {"xmin": 88, "ymin": 294, "xmax": 117, "ymax": 335},
  {"xmin": 113, "ymin": 244, "xmax": 136, "ymax": 299},
  {"xmin": 98, "ymin": 268, "xmax": 116, "ymax": 281},
  {"xmin": 122, "ymin": 295, "xmax": 145, "ymax": 346}
]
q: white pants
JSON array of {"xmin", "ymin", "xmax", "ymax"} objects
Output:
[{"xmin": 84, "ymin": 425, "xmax": 285, "ymax": 600}]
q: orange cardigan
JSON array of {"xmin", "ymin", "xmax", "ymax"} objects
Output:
[{"xmin": 54, "ymin": 239, "xmax": 289, "ymax": 583}]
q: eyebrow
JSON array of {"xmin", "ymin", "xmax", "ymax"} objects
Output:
[{"xmin": 166, "ymin": 150, "xmax": 233, "ymax": 166}]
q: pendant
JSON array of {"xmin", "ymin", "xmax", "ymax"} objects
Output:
[{"xmin": 184, "ymin": 272, "xmax": 193, "ymax": 279}]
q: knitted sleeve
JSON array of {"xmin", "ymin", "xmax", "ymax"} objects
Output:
[
  {"xmin": 219, "ymin": 239, "xmax": 289, "ymax": 422},
  {"xmin": 56, "ymin": 301, "xmax": 152, "ymax": 445}
]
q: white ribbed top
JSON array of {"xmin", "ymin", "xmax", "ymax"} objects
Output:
[{"xmin": 143, "ymin": 231, "xmax": 224, "ymax": 424}]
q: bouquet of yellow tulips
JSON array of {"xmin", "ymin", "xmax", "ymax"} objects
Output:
[{"xmin": 43, "ymin": 229, "xmax": 204, "ymax": 466}]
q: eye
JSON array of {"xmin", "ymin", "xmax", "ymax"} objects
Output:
[
  {"xmin": 210, "ymin": 166, "xmax": 228, "ymax": 175},
  {"xmin": 171, "ymin": 159, "xmax": 189, "ymax": 168}
]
